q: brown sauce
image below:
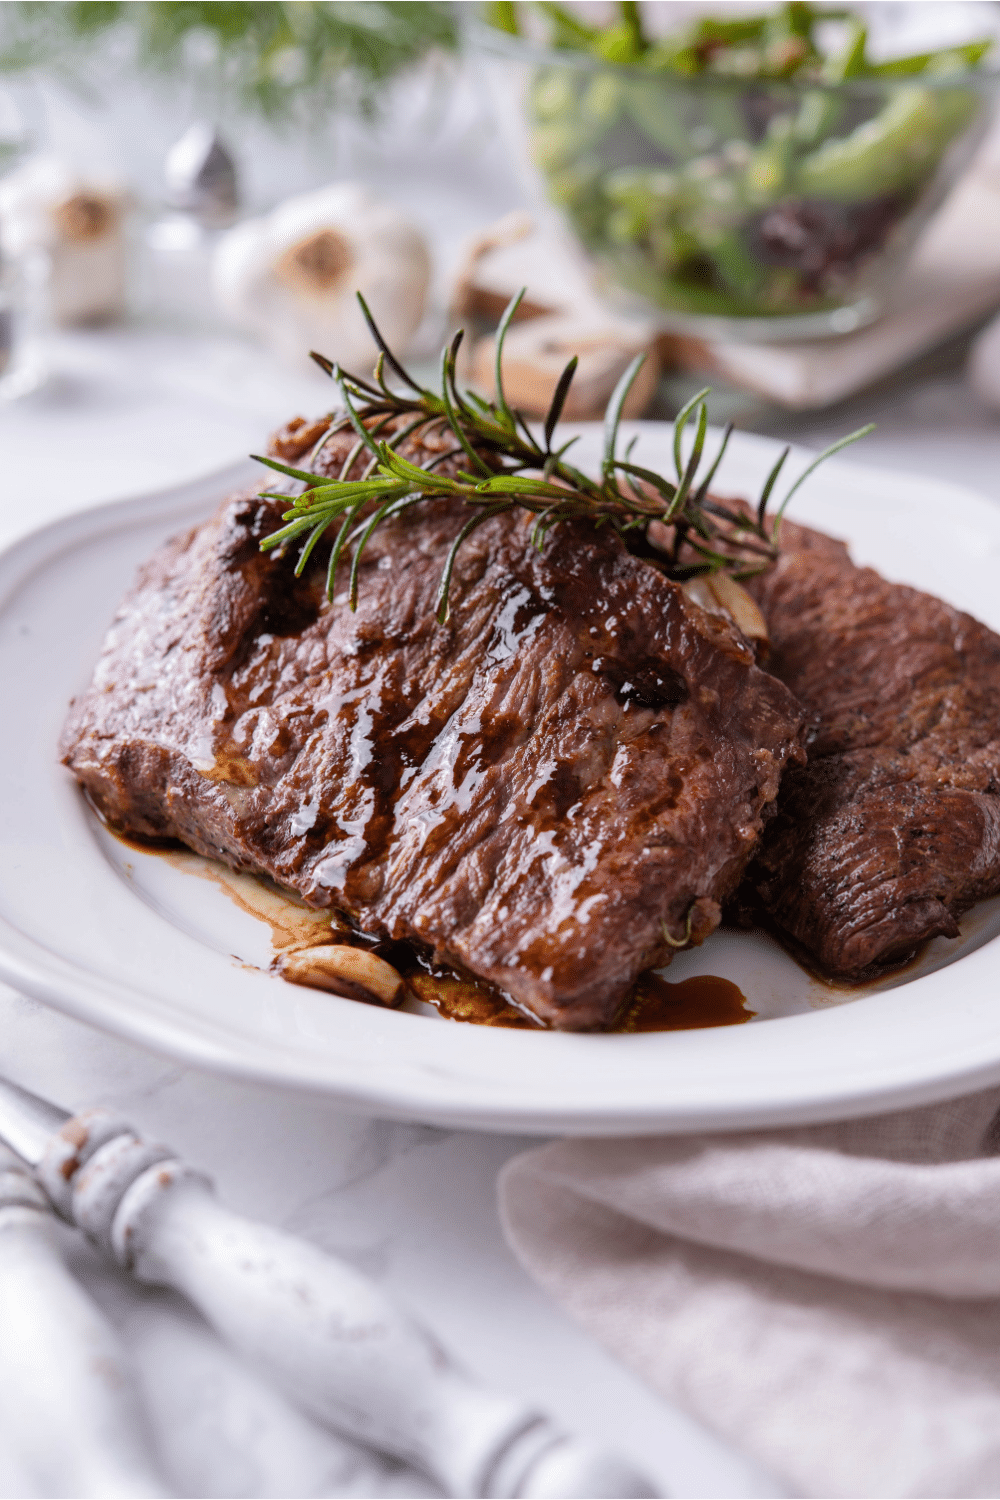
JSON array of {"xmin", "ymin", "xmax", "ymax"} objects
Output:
[
  {"xmin": 407, "ymin": 971, "xmax": 544, "ymax": 1029},
  {"xmin": 100, "ymin": 813, "xmax": 754, "ymax": 1031},
  {"xmin": 612, "ymin": 971, "xmax": 753, "ymax": 1031},
  {"xmin": 407, "ymin": 965, "xmax": 753, "ymax": 1032},
  {"xmin": 85, "ymin": 797, "xmax": 188, "ymax": 857},
  {"xmin": 97, "ymin": 808, "xmax": 335, "ymax": 954},
  {"xmin": 196, "ymin": 866, "xmax": 335, "ymax": 954}
]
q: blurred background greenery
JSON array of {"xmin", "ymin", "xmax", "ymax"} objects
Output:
[
  {"xmin": 0, "ymin": 2, "xmax": 458, "ymax": 121},
  {"xmin": 2, "ymin": 0, "xmax": 1000, "ymax": 496}
]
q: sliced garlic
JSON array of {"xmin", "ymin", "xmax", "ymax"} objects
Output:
[
  {"xmin": 680, "ymin": 575, "xmax": 718, "ymax": 616},
  {"xmin": 682, "ymin": 574, "xmax": 768, "ymax": 648},
  {"xmin": 279, "ymin": 944, "xmax": 404, "ymax": 1007},
  {"xmin": 705, "ymin": 572, "xmax": 769, "ymax": 645}
]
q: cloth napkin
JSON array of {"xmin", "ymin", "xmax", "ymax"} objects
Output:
[{"xmin": 500, "ymin": 1089, "xmax": 1000, "ymax": 1499}]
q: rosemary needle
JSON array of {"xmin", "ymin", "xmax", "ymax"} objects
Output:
[{"xmin": 252, "ymin": 289, "xmax": 873, "ymax": 621}]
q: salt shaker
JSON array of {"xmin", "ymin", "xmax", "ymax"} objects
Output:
[
  {"xmin": 144, "ymin": 123, "xmax": 239, "ymax": 328},
  {"xmin": 164, "ymin": 122, "xmax": 239, "ymax": 230}
]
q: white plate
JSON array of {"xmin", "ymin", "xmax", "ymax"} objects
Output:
[{"xmin": 3, "ymin": 425, "xmax": 1000, "ymax": 1134}]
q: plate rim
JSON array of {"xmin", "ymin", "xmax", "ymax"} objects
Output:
[{"xmin": 5, "ymin": 428, "xmax": 1000, "ymax": 1134}]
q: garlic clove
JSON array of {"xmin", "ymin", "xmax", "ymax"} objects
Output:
[
  {"xmin": 212, "ymin": 182, "xmax": 430, "ymax": 375},
  {"xmin": 471, "ymin": 312, "xmax": 658, "ymax": 420},
  {"xmin": 278, "ymin": 944, "xmax": 405, "ymax": 1007},
  {"xmin": 0, "ymin": 155, "xmax": 129, "ymax": 327},
  {"xmin": 705, "ymin": 571, "xmax": 769, "ymax": 646},
  {"xmin": 682, "ymin": 573, "xmax": 769, "ymax": 649},
  {"xmin": 274, "ymin": 228, "xmax": 353, "ymax": 298},
  {"xmin": 680, "ymin": 575, "xmax": 718, "ymax": 617}
]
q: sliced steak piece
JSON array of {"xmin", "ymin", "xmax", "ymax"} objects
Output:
[
  {"xmin": 61, "ymin": 423, "xmax": 805, "ymax": 1030},
  {"xmin": 745, "ymin": 519, "xmax": 1000, "ymax": 980}
]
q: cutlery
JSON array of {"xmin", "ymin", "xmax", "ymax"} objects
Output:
[
  {"xmin": 0, "ymin": 1143, "xmax": 170, "ymax": 1497},
  {"xmin": 0, "ymin": 1075, "xmax": 658, "ymax": 1499}
]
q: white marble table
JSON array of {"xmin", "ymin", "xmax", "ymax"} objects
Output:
[
  {"xmin": 4, "ymin": 135, "xmax": 1000, "ymax": 1498},
  {"xmin": 3, "ymin": 322, "xmax": 998, "ymax": 1500},
  {"xmin": 3, "ymin": 314, "xmax": 1000, "ymax": 1498},
  {"xmin": 0, "ymin": 323, "xmax": 802, "ymax": 1500},
  {"xmin": 4, "ymin": 39, "xmax": 1000, "ymax": 1495}
]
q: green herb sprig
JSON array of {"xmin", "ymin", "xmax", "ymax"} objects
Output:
[{"xmin": 252, "ymin": 291, "xmax": 872, "ymax": 623}]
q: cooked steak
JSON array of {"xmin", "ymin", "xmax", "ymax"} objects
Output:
[
  {"xmin": 745, "ymin": 520, "xmax": 1000, "ymax": 979},
  {"xmin": 61, "ymin": 420, "xmax": 805, "ymax": 1030}
]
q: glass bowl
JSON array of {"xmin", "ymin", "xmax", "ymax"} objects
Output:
[{"xmin": 471, "ymin": 20, "xmax": 999, "ymax": 341}]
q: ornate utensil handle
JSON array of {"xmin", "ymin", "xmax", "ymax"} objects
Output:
[
  {"xmin": 35, "ymin": 1109, "xmax": 655, "ymax": 1500},
  {"xmin": 0, "ymin": 1148, "xmax": 170, "ymax": 1498}
]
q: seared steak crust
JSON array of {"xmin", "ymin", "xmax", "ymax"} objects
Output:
[
  {"xmin": 747, "ymin": 521, "xmax": 1000, "ymax": 979},
  {"xmin": 61, "ymin": 426, "xmax": 804, "ymax": 1029}
]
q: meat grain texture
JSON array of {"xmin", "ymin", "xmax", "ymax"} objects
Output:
[
  {"xmin": 746, "ymin": 520, "xmax": 1000, "ymax": 979},
  {"xmin": 61, "ymin": 420, "xmax": 805, "ymax": 1029}
]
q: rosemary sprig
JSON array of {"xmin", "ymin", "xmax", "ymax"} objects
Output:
[{"xmin": 252, "ymin": 291, "xmax": 873, "ymax": 623}]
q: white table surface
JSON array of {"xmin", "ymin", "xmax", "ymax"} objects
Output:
[
  {"xmin": 2, "ymin": 54, "xmax": 1000, "ymax": 1500},
  {"xmin": 4, "ymin": 323, "xmax": 998, "ymax": 1500},
  {"xmin": 0, "ymin": 323, "xmax": 793, "ymax": 1500}
]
